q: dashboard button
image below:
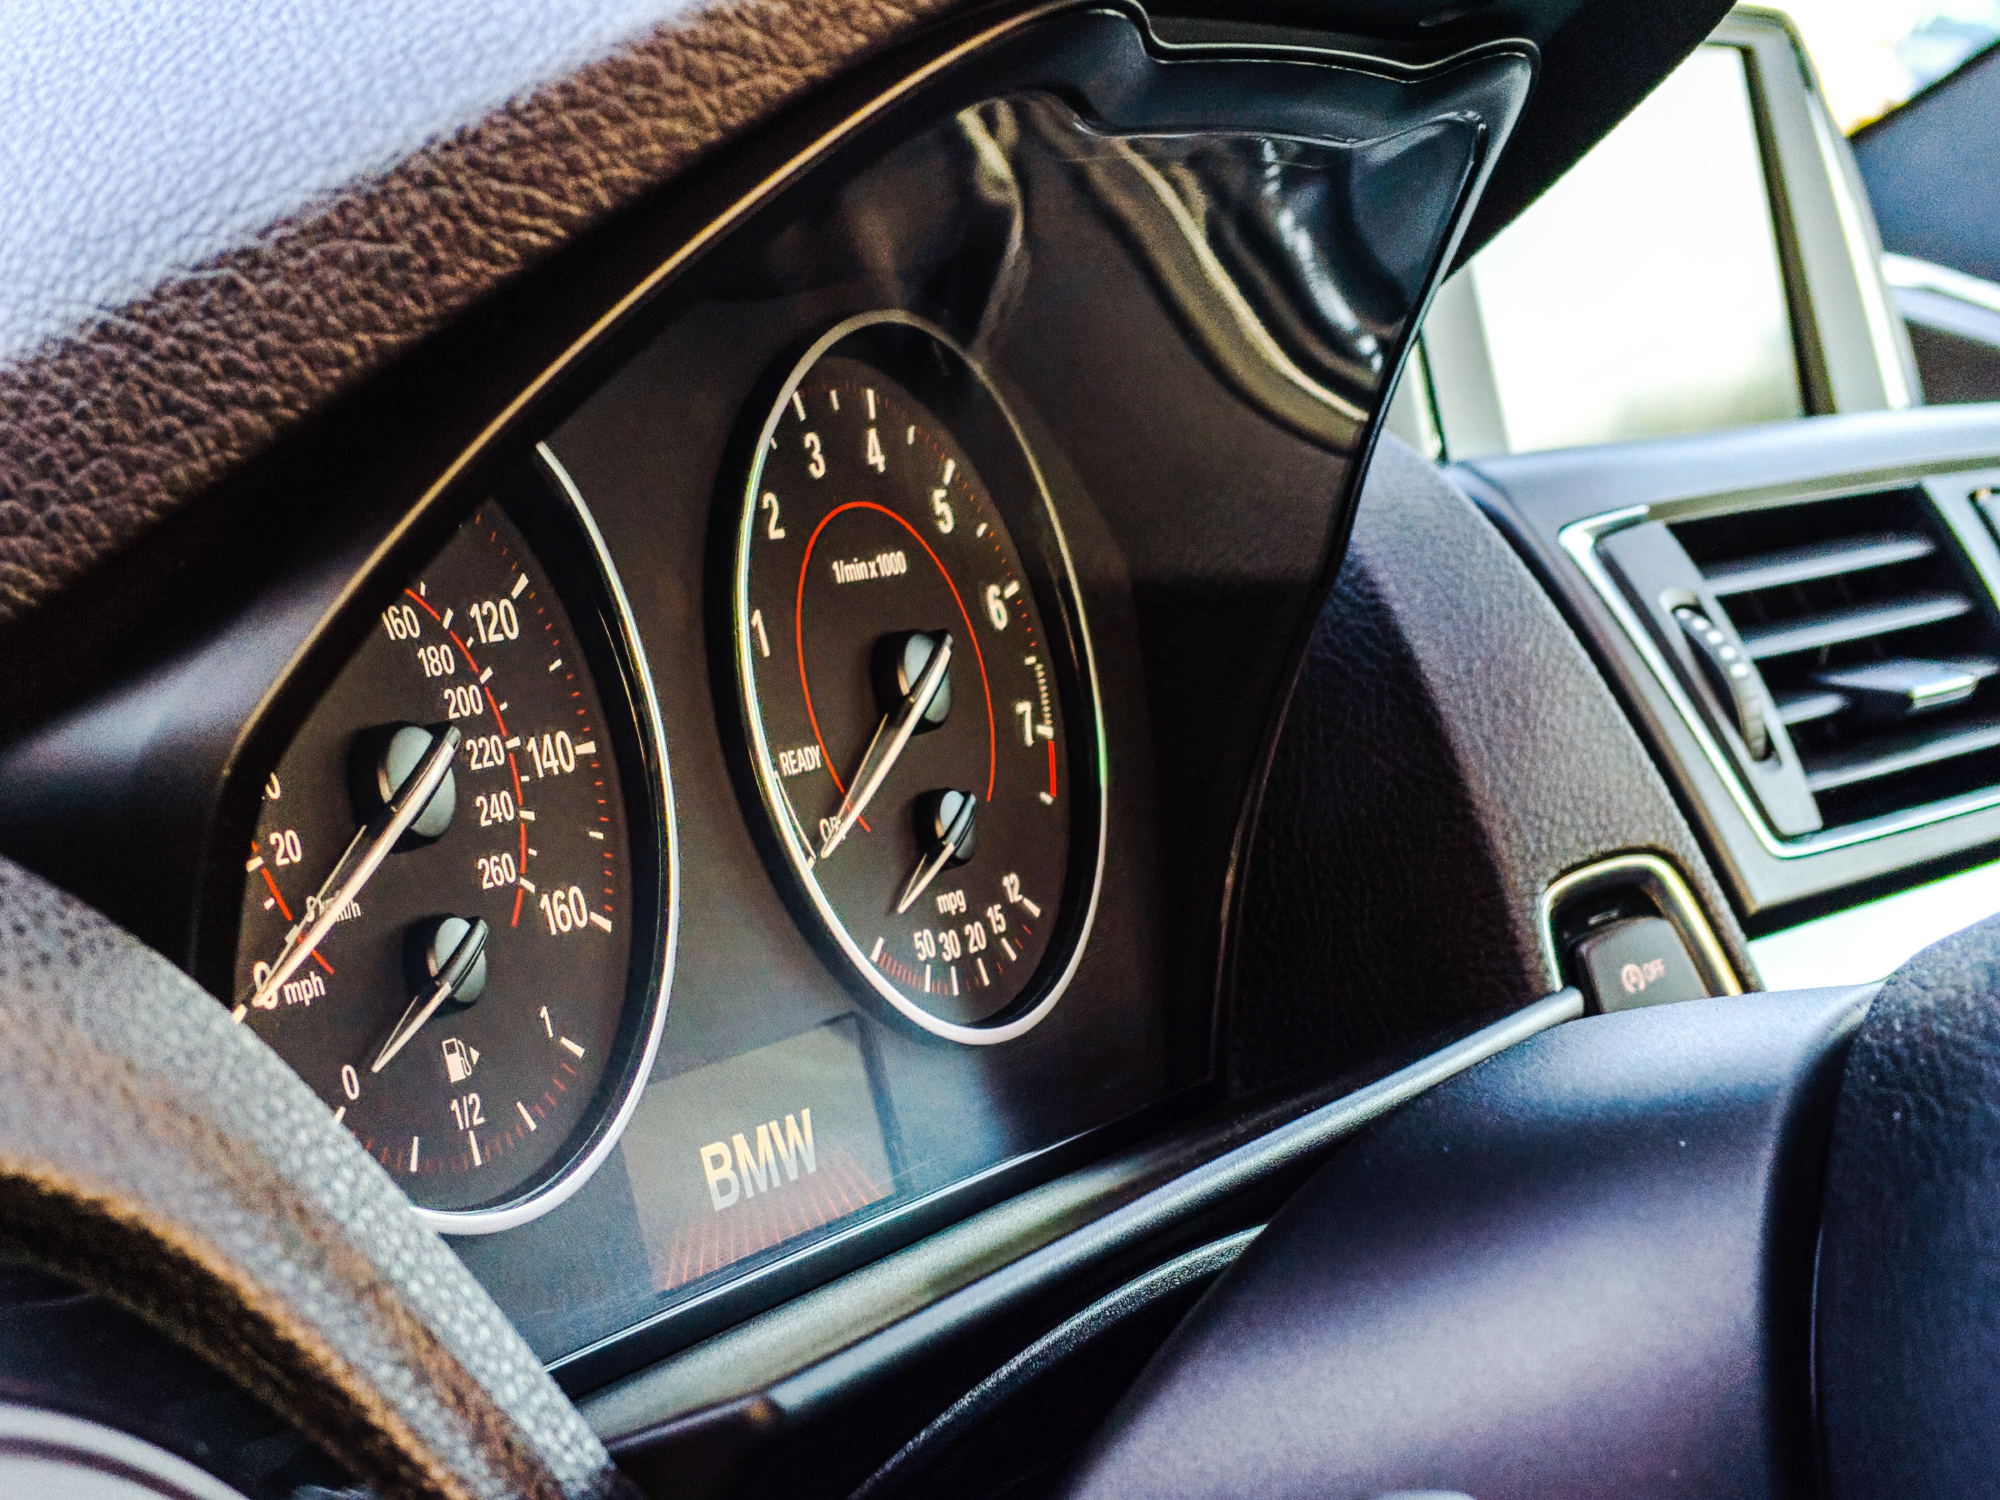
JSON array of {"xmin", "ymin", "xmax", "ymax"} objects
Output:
[{"xmin": 1571, "ymin": 916, "xmax": 1709, "ymax": 1012}]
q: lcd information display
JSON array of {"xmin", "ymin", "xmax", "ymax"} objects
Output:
[{"xmin": 620, "ymin": 1018, "xmax": 897, "ymax": 1292}]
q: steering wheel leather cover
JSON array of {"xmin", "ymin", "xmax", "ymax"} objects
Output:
[
  {"xmin": 0, "ymin": 856, "xmax": 627, "ymax": 1500},
  {"xmin": 1817, "ymin": 911, "xmax": 2000, "ymax": 1498},
  {"xmin": 1057, "ymin": 985, "xmax": 1874, "ymax": 1499}
]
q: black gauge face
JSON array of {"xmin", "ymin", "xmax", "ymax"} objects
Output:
[
  {"xmin": 736, "ymin": 314, "xmax": 1103, "ymax": 1044},
  {"xmin": 232, "ymin": 468, "xmax": 671, "ymax": 1227}
]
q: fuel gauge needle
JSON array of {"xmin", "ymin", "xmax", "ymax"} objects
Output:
[
  {"xmin": 819, "ymin": 632, "xmax": 953, "ymax": 860},
  {"xmin": 235, "ymin": 726, "xmax": 461, "ymax": 1021},
  {"xmin": 370, "ymin": 918, "xmax": 488, "ymax": 1073}
]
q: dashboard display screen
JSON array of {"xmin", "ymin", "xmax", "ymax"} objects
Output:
[{"xmin": 621, "ymin": 1019, "xmax": 895, "ymax": 1293}]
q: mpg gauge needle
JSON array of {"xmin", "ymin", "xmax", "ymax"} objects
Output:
[
  {"xmin": 895, "ymin": 790, "xmax": 977, "ymax": 914},
  {"xmin": 370, "ymin": 917, "xmax": 489, "ymax": 1074},
  {"xmin": 819, "ymin": 632, "xmax": 953, "ymax": 860},
  {"xmin": 235, "ymin": 725, "xmax": 462, "ymax": 1021}
]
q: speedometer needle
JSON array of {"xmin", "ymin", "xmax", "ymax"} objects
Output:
[
  {"xmin": 235, "ymin": 725, "xmax": 462, "ymax": 1021},
  {"xmin": 370, "ymin": 917, "xmax": 489, "ymax": 1073},
  {"xmin": 819, "ymin": 632, "xmax": 953, "ymax": 860}
]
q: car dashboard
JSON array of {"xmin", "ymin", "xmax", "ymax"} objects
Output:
[{"xmin": 3, "ymin": 1, "xmax": 1999, "ymax": 1497}]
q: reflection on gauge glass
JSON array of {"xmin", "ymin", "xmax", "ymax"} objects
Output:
[
  {"xmin": 231, "ymin": 451, "xmax": 673, "ymax": 1231},
  {"xmin": 735, "ymin": 312, "xmax": 1105, "ymax": 1044}
]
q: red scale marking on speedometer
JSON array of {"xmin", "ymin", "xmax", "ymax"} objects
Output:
[
  {"xmin": 795, "ymin": 500, "xmax": 998, "ymax": 808},
  {"xmin": 250, "ymin": 849, "xmax": 335, "ymax": 975},
  {"xmin": 407, "ymin": 584, "xmax": 531, "ymax": 927}
]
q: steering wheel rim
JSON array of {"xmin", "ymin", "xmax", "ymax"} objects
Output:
[
  {"xmin": 1056, "ymin": 977, "xmax": 1883, "ymax": 1500},
  {"xmin": 0, "ymin": 856, "xmax": 629, "ymax": 1500}
]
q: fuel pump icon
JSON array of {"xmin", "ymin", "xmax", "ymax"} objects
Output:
[{"xmin": 441, "ymin": 1036, "xmax": 480, "ymax": 1084}]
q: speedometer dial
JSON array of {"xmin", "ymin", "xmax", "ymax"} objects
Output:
[
  {"xmin": 231, "ymin": 452, "xmax": 673, "ymax": 1230},
  {"xmin": 735, "ymin": 313, "xmax": 1104, "ymax": 1044}
]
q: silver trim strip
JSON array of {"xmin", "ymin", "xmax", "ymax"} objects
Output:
[
  {"xmin": 1104, "ymin": 989, "xmax": 1583, "ymax": 1195},
  {"xmin": 1751, "ymin": 851, "xmax": 2000, "ymax": 988},
  {"xmin": 1559, "ymin": 507, "xmax": 2000, "ymax": 857},
  {"xmin": 1882, "ymin": 251, "xmax": 2000, "ymax": 317},
  {"xmin": 573, "ymin": 986, "xmax": 1582, "ymax": 1400},
  {"xmin": 1537, "ymin": 851, "xmax": 1743, "ymax": 996},
  {"xmin": 419, "ymin": 445, "xmax": 682, "ymax": 1236},
  {"xmin": 1808, "ymin": 95, "xmax": 1913, "ymax": 410}
]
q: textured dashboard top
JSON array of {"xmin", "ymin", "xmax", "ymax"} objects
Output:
[
  {"xmin": 0, "ymin": 0, "xmax": 957, "ymax": 623},
  {"xmin": 0, "ymin": 0, "xmax": 1733, "ymax": 633},
  {"xmin": 1233, "ymin": 436, "xmax": 1756, "ymax": 1088}
]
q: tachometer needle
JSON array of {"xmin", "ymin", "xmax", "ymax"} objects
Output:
[
  {"xmin": 235, "ymin": 725, "xmax": 462, "ymax": 1021},
  {"xmin": 370, "ymin": 917, "xmax": 489, "ymax": 1074},
  {"xmin": 895, "ymin": 790, "xmax": 977, "ymax": 914},
  {"xmin": 819, "ymin": 632, "xmax": 953, "ymax": 860}
]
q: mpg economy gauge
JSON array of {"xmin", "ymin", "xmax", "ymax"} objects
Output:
[
  {"xmin": 734, "ymin": 312, "xmax": 1105, "ymax": 1044},
  {"xmin": 230, "ymin": 449, "xmax": 674, "ymax": 1231}
]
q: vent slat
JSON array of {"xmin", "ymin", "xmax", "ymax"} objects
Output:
[
  {"xmin": 1803, "ymin": 718, "xmax": 2000, "ymax": 794},
  {"xmin": 1705, "ymin": 532, "xmax": 1936, "ymax": 596},
  {"xmin": 1670, "ymin": 485, "xmax": 2000, "ymax": 829},
  {"xmin": 1738, "ymin": 593, "xmax": 1973, "ymax": 659},
  {"xmin": 1774, "ymin": 689, "xmax": 1849, "ymax": 727}
]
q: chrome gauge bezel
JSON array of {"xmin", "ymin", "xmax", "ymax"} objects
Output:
[
  {"xmin": 220, "ymin": 444, "xmax": 679, "ymax": 1237},
  {"xmin": 733, "ymin": 310, "xmax": 1108, "ymax": 1045}
]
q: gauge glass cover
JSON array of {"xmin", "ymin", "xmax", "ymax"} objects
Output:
[
  {"xmin": 232, "ymin": 464, "xmax": 670, "ymax": 1227},
  {"xmin": 735, "ymin": 313, "xmax": 1103, "ymax": 1043}
]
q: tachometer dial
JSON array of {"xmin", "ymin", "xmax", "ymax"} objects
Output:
[
  {"xmin": 231, "ymin": 453, "xmax": 673, "ymax": 1230},
  {"xmin": 735, "ymin": 313, "xmax": 1104, "ymax": 1044}
]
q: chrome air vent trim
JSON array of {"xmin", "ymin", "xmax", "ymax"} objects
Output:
[{"xmin": 1561, "ymin": 504, "xmax": 2000, "ymax": 859}]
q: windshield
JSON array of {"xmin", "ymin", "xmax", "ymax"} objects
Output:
[{"xmin": 1781, "ymin": 0, "xmax": 2000, "ymax": 130}]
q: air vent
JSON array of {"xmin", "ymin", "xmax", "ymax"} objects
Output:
[{"xmin": 1670, "ymin": 488, "xmax": 2000, "ymax": 828}]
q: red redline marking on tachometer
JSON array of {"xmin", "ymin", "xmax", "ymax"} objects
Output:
[
  {"xmin": 1047, "ymin": 738, "xmax": 1057, "ymax": 801},
  {"xmin": 793, "ymin": 500, "xmax": 998, "ymax": 807}
]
